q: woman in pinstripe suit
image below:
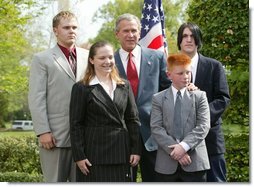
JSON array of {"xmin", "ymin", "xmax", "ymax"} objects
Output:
[{"xmin": 69, "ymin": 41, "xmax": 142, "ymax": 182}]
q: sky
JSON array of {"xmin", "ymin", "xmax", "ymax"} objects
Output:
[
  {"xmin": 33, "ymin": 0, "xmax": 112, "ymax": 48},
  {"xmin": 75, "ymin": 0, "xmax": 112, "ymax": 44}
]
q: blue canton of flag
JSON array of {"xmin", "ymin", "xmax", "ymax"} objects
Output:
[{"xmin": 139, "ymin": 0, "xmax": 168, "ymax": 54}]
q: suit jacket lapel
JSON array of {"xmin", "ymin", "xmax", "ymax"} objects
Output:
[
  {"xmin": 137, "ymin": 47, "xmax": 152, "ymax": 101},
  {"xmin": 91, "ymin": 84, "xmax": 125, "ymax": 126},
  {"xmin": 115, "ymin": 50, "xmax": 127, "ymax": 79},
  {"xmin": 164, "ymin": 87, "xmax": 174, "ymax": 127},
  {"xmin": 52, "ymin": 45, "xmax": 76, "ymax": 81},
  {"xmin": 195, "ymin": 54, "xmax": 208, "ymax": 86}
]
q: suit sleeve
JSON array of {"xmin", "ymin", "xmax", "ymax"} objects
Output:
[
  {"xmin": 159, "ymin": 52, "xmax": 171, "ymax": 91},
  {"xmin": 28, "ymin": 54, "xmax": 51, "ymax": 136},
  {"xmin": 209, "ymin": 61, "xmax": 230, "ymax": 125},
  {"xmin": 124, "ymin": 82, "xmax": 142, "ymax": 155},
  {"xmin": 69, "ymin": 83, "xmax": 87, "ymax": 162},
  {"xmin": 184, "ymin": 91, "xmax": 211, "ymax": 149}
]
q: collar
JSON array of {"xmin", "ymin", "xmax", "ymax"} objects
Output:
[
  {"xmin": 89, "ymin": 76, "xmax": 117, "ymax": 90},
  {"xmin": 191, "ymin": 52, "xmax": 199, "ymax": 68},
  {"xmin": 58, "ymin": 43, "xmax": 76, "ymax": 59},
  {"xmin": 172, "ymin": 86, "xmax": 186, "ymax": 98},
  {"xmin": 119, "ymin": 45, "xmax": 141, "ymax": 61}
]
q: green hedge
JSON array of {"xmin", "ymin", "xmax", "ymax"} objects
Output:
[
  {"xmin": 0, "ymin": 134, "xmax": 249, "ymax": 182},
  {"xmin": 224, "ymin": 133, "xmax": 249, "ymax": 182},
  {"xmin": 0, "ymin": 172, "xmax": 42, "ymax": 182}
]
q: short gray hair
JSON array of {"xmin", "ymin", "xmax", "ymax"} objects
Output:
[{"xmin": 115, "ymin": 13, "xmax": 141, "ymax": 32}]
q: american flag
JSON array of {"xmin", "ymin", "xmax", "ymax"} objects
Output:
[{"xmin": 139, "ymin": 0, "xmax": 168, "ymax": 54}]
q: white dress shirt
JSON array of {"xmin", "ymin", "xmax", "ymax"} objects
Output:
[
  {"xmin": 191, "ymin": 52, "xmax": 199, "ymax": 83},
  {"xmin": 90, "ymin": 76, "xmax": 116, "ymax": 100},
  {"xmin": 118, "ymin": 45, "xmax": 141, "ymax": 77}
]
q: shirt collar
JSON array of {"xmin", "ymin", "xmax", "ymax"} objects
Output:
[
  {"xmin": 119, "ymin": 45, "xmax": 141, "ymax": 61},
  {"xmin": 89, "ymin": 76, "xmax": 117, "ymax": 90},
  {"xmin": 191, "ymin": 52, "xmax": 199, "ymax": 68},
  {"xmin": 172, "ymin": 86, "xmax": 186, "ymax": 98},
  {"xmin": 58, "ymin": 43, "xmax": 76, "ymax": 59}
]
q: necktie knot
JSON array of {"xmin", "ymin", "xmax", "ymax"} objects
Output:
[{"xmin": 177, "ymin": 90, "xmax": 182, "ymax": 98}]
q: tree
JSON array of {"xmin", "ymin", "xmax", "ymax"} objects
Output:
[
  {"xmin": 186, "ymin": 0, "xmax": 249, "ymax": 126},
  {"xmin": 0, "ymin": 0, "xmax": 46, "ymax": 126},
  {"xmin": 90, "ymin": 0, "xmax": 188, "ymax": 53}
]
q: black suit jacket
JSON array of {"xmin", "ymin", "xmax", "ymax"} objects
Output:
[
  {"xmin": 194, "ymin": 54, "xmax": 230, "ymax": 155},
  {"xmin": 69, "ymin": 80, "xmax": 141, "ymax": 165}
]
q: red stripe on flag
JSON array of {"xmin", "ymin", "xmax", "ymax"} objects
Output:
[{"xmin": 147, "ymin": 35, "xmax": 163, "ymax": 49}]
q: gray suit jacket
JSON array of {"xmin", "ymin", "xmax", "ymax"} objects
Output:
[
  {"xmin": 150, "ymin": 87, "xmax": 210, "ymax": 174},
  {"xmin": 114, "ymin": 46, "xmax": 171, "ymax": 151},
  {"xmin": 28, "ymin": 45, "xmax": 88, "ymax": 147}
]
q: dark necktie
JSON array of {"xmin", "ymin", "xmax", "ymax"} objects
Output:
[
  {"xmin": 173, "ymin": 91, "xmax": 183, "ymax": 141},
  {"xmin": 127, "ymin": 52, "xmax": 139, "ymax": 97},
  {"xmin": 69, "ymin": 51, "xmax": 76, "ymax": 77}
]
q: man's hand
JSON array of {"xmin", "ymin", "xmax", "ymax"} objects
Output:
[
  {"xmin": 187, "ymin": 83, "xmax": 198, "ymax": 91},
  {"xmin": 39, "ymin": 132, "xmax": 56, "ymax": 149},
  {"xmin": 178, "ymin": 153, "xmax": 192, "ymax": 166},
  {"xmin": 168, "ymin": 144, "xmax": 186, "ymax": 161}
]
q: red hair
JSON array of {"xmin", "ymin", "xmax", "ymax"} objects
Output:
[{"xmin": 167, "ymin": 53, "xmax": 191, "ymax": 71}]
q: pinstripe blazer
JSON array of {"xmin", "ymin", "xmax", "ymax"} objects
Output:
[{"xmin": 69, "ymin": 80, "xmax": 142, "ymax": 165}]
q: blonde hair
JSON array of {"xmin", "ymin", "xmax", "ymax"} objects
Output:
[{"xmin": 52, "ymin": 11, "xmax": 77, "ymax": 28}]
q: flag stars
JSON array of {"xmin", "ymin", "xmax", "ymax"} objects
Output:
[
  {"xmin": 143, "ymin": 3, "xmax": 146, "ymax": 9},
  {"xmin": 152, "ymin": 15, "xmax": 159, "ymax": 23},
  {"xmin": 147, "ymin": 4, "xmax": 152, "ymax": 11},
  {"xmin": 154, "ymin": 8, "xmax": 159, "ymax": 15},
  {"xmin": 144, "ymin": 25, "xmax": 149, "ymax": 32},
  {"xmin": 146, "ymin": 14, "xmax": 151, "ymax": 21},
  {"xmin": 160, "ymin": 5, "xmax": 164, "ymax": 12}
]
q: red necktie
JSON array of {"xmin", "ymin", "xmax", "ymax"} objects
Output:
[
  {"xmin": 127, "ymin": 52, "xmax": 139, "ymax": 97},
  {"xmin": 69, "ymin": 51, "xmax": 76, "ymax": 77}
]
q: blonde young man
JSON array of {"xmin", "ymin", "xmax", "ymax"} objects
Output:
[{"xmin": 28, "ymin": 11, "xmax": 88, "ymax": 182}]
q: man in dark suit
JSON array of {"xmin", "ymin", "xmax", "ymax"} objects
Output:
[
  {"xmin": 114, "ymin": 13, "xmax": 171, "ymax": 182},
  {"xmin": 177, "ymin": 22, "xmax": 230, "ymax": 182}
]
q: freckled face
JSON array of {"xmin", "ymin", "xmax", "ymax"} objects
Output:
[{"xmin": 168, "ymin": 64, "xmax": 191, "ymax": 90}]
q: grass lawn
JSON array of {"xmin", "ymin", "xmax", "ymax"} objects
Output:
[{"xmin": 0, "ymin": 130, "xmax": 35, "ymax": 137}]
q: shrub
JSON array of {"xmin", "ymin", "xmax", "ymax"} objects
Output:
[
  {"xmin": 0, "ymin": 172, "xmax": 42, "ymax": 182},
  {"xmin": 225, "ymin": 133, "xmax": 249, "ymax": 182},
  {"xmin": 0, "ymin": 135, "xmax": 42, "ymax": 175}
]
